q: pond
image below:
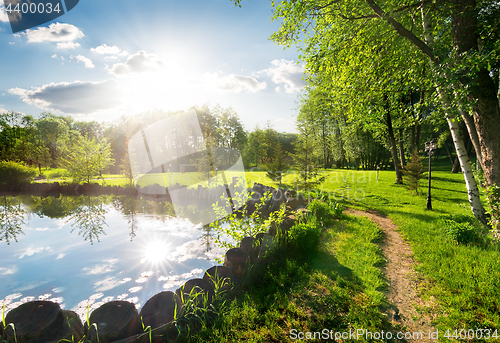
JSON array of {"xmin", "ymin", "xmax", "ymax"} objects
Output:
[{"xmin": 0, "ymin": 194, "xmax": 227, "ymax": 322}]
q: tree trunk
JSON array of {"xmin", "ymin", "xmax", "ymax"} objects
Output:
[
  {"xmin": 451, "ymin": 0, "xmax": 500, "ymax": 229},
  {"xmin": 398, "ymin": 129, "xmax": 406, "ymax": 167},
  {"xmin": 384, "ymin": 103, "xmax": 402, "ymax": 184},
  {"xmin": 460, "ymin": 109, "xmax": 483, "ymax": 170},
  {"xmin": 420, "ymin": 7, "xmax": 488, "ymax": 225},
  {"xmin": 440, "ymin": 90, "xmax": 488, "ymax": 224},
  {"xmin": 451, "ymin": 156, "xmax": 460, "ymax": 173}
]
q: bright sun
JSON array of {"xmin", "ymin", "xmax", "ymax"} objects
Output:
[
  {"xmin": 120, "ymin": 66, "xmax": 210, "ymax": 113},
  {"xmin": 143, "ymin": 240, "xmax": 170, "ymax": 264}
]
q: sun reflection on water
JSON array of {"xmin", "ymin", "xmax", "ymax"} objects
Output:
[{"xmin": 142, "ymin": 240, "xmax": 170, "ymax": 264}]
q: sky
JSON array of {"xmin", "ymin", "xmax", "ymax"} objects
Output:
[{"xmin": 0, "ymin": 0, "xmax": 304, "ymax": 133}]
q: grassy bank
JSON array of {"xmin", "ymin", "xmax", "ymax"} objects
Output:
[{"xmin": 186, "ymin": 209, "xmax": 391, "ymax": 343}]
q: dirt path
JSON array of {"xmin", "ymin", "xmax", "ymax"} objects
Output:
[{"xmin": 345, "ymin": 208, "xmax": 437, "ymax": 342}]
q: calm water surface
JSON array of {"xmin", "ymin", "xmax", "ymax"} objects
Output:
[{"xmin": 0, "ymin": 194, "xmax": 226, "ymax": 321}]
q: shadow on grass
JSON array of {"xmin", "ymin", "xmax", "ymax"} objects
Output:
[{"xmin": 431, "ymin": 176, "xmax": 466, "ymax": 184}]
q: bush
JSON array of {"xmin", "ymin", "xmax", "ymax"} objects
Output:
[
  {"xmin": 403, "ymin": 153, "xmax": 425, "ymax": 194},
  {"xmin": 286, "ymin": 221, "xmax": 321, "ymax": 254},
  {"xmin": 0, "ymin": 161, "xmax": 37, "ymax": 186},
  {"xmin": 307, "ymin": 199, "xmax": 344, "ymax": 226},
  {"xmin": 43, "ymin": 168, "xmax": 69, "ymax": 179},
  {"xmin": 441, "ymin": 217, "xmax": 478, "ymax": 244}
]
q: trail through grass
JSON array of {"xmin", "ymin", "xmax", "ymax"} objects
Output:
[{"xmin": 245, "ymin": 161, "xmax": 500, "ymax": 336}]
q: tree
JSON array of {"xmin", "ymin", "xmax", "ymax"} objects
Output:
[
  {"xmin": 403, "ymin": 153, "xmax": 425, "ymax": 195},
  {"xmin": 267, "ymin": 0, "xmax": 500, "ymax": 191},
  {"xmin": 63, "ymin": 135, "xmax": 114, "ymax": 183},
  {"xmin": 293, "ymin": 109, "xmax": 325, "ymax": 192},
  {"xmin": 259, "ymin": 0, "xmax": 496, "ymax": 226},
  {"xmin": 265, "ymin": 141, "xmax": 290, "ymax": 184},
  {"xmin": 36, "ymin": 113, "xmax": 70, "ymax": 167}
]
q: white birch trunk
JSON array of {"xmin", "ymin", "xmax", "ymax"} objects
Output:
[
  {"xmin": 422, "ymin": 8, "xmax": 488, "ymax": 225},
  {"xmin": 440, "ymin": 92, "xmax": 489, "ymax": 225}
]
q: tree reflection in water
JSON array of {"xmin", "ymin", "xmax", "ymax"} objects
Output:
[
  {"xmin": 199, "ymin": 223, "xmax": 215, "ymax": 260},
  {"xmin": 66, "ymin": 196, "xmax": 107, "ymax": 244},
  {"xmin": 112, "ymin": 195, "xmax": 176, "ymax": 241},
  {"xmin": 0, "ymin": 196, "xmax": 26, "ymax": 245}
]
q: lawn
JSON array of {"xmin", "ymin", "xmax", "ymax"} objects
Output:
[{"xmin": 244, "ymin": 159, "xmax": 500, "ymax": 335}]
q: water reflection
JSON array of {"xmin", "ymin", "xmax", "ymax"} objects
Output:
[
  {"xmin": 66, "ymin": 196, "xmax": 108, "ymax": 244},
  {"xmin": 199, "ymin": 224, "xmax": 215, "ymax": 260},
  {"xmin": 0, "ymin": 194, "xmax": 227, "ymax": 323},
  {"xmin": 0, "ymin": 196, "xmax": 26, "ymax": 244}
]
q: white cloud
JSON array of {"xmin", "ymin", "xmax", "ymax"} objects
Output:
[
  {"xmin": 57, "ymin": 42, "xmax": 81, "ymax": 49},
  {"xmin": 51, "ymin": 54, "xmax": 58, "ymax": 59},
  {"xmin": 9, "ymin": 42, "xmax": 15, "ymax": 45},
  {"xmin": 108, "ymin": 50, "xmax": 164, "ymax": 76},
  {"xmin": 17, "ymin": 246, "xmax": 52, "ymax": 259},
  {"xmin": 0, "ymin": 5, "xmax": 10, "ymax": 23},
  {"xmin": 91, "ymin": 43, "xmax": 121, "ymax": 55},
  {"xmin": 216, "ymin": 74, "xmax": 267, "ymax": 93},
  {"xmin": 94, "ymin": 276, "xmax": 130, "ymax": 292},
  {"xmin": 74, "ymin": 55, "xmax": 94, "ymax": 68},
  {"xmin": 0, "ymin": 266, "xmax": 16, "ymax": 275},
  {"xmin": 24, "ymin": 23, "xmax": 84, "ymax": 43},
  {"xmin": 0, "ymin": 107, "xmax": 7, "ymax": 114},
  {"xmin": 167, "ymin": 240, "xmax": 225, "ymax": 262},
  {"xmin": 261, "ymin": 59, "xmax": 305, "ymax": 93},
  {"xmin": 8, "ymin": 79, "xmax": 122, "ymax": 115},
  {"xmin": 82, "ymin": 258, "xmax": 119, "ymax": 275},
  {"xmin": 56, "ymin": 253, "xmax": 65, "ymax": 259}
]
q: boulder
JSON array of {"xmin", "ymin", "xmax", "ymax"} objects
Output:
[
  {"xmin": 86, "ymin": 301, "xmax": 141, "ymax": 343},
  {"xmin": 175, "ymin": 278, "xmax": 215, "ymax": 308},
  {"xmin": 3, "ymin": 301, "xmax": 82, "ymax": 343},
  {"xmin": 223, "ymin": 248, "xmax": 249, "ymax": 278},
  {"xmin": 268, "ymin": 188, "xmax": 287, "ymax": 213},
  {"xmin": 203, "ymin": 266, "xmax": 233, "ymax": 291},
  {"xmin": 240, "ymin": 236, "xmax": 259, "ymax": 264},
  {"xmin": 139, "ymin": 291, "xmax": 182, "ymax": 330},
  {"xmin": 279, "ymin": 215, "xmax": 297, "ymax": 234},
  {"xmin": 285, "ymin": 196, "xmax": 308, "ymax": 210}
]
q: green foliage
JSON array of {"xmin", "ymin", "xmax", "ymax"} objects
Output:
[
  {"xmin": 293, "ymin": 113, "xmax": 325, "ymax": 191},
  {"xmin": 403, "ymin": 153, "xmax": 425, "ymax": 194},
  {"xmin": 0, "ymin": 161, "xmax": 36, "ymax": 186},
  {"xmin": 265, "ymin": 141, "xmax": 290, "ymax": 184},
  {"xmin": 63, "ymin": 135, "xmax": 114, "ymax": 183},
  {"xmin": 441, "ymin": 217, "xmax": 479, "ymax": 245},
  {"xmin": 486, "ymin": 184, "xmax": 500, "ymax": 239},
  {"xmin": 242, "ymin": 122, "xmax": 277, "ymax": 168},
  {"xmin": 41, "ymin": 168, "xmax": 69, "ymax": 180},
  {"xmin": 307, "ymin": 199, "xmax": 343, "ymax": 227},
  {"xmin": 210, "ymin": 191, "xmax": 287, "ymax": 251},
  {"xmin": 286, "ymin": 220, "xmax": 321, "ymax": 254}
]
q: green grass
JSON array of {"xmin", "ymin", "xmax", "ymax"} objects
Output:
[
  {"xmin": 244, "ymin": 159, "xmax": 500, "ymax": 336},
  {"xmin": 187, "ymin": 215, "xmax": 390, "ymax": 343},
  {"xmin": 324, "ymin": 215, "xmax": 386, "ymax": 306},
  {"xmin": 34, "ymin": 167, "xmax": 131, "ymax": 187}
]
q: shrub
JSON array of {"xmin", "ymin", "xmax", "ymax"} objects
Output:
[
  {"xmin": 441, "ymin": 217, "xmax": 478, "ymax": 244},
  {"xmin": 286, "ymin": 220, "xmax": 321, "ymax": 254},
  {"xmin": 403, "ymin": 153, "xmax": 425, "ymax": 194},
  {"xmin": 0, "ymin": 161, "xmax": 37, "ymax": 186},
  {"xmin": 307, "ymin": 199, "xmax": 344, "ymax": 226}
]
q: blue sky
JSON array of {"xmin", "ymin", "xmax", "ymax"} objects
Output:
[{"xmin": 0, "ymin": 0, "xmax": 304, "ymax": 132}]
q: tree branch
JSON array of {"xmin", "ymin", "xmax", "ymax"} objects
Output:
[{"xmin": 364, "ymin": 0, "xmax": 438, "ymax": 63}]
